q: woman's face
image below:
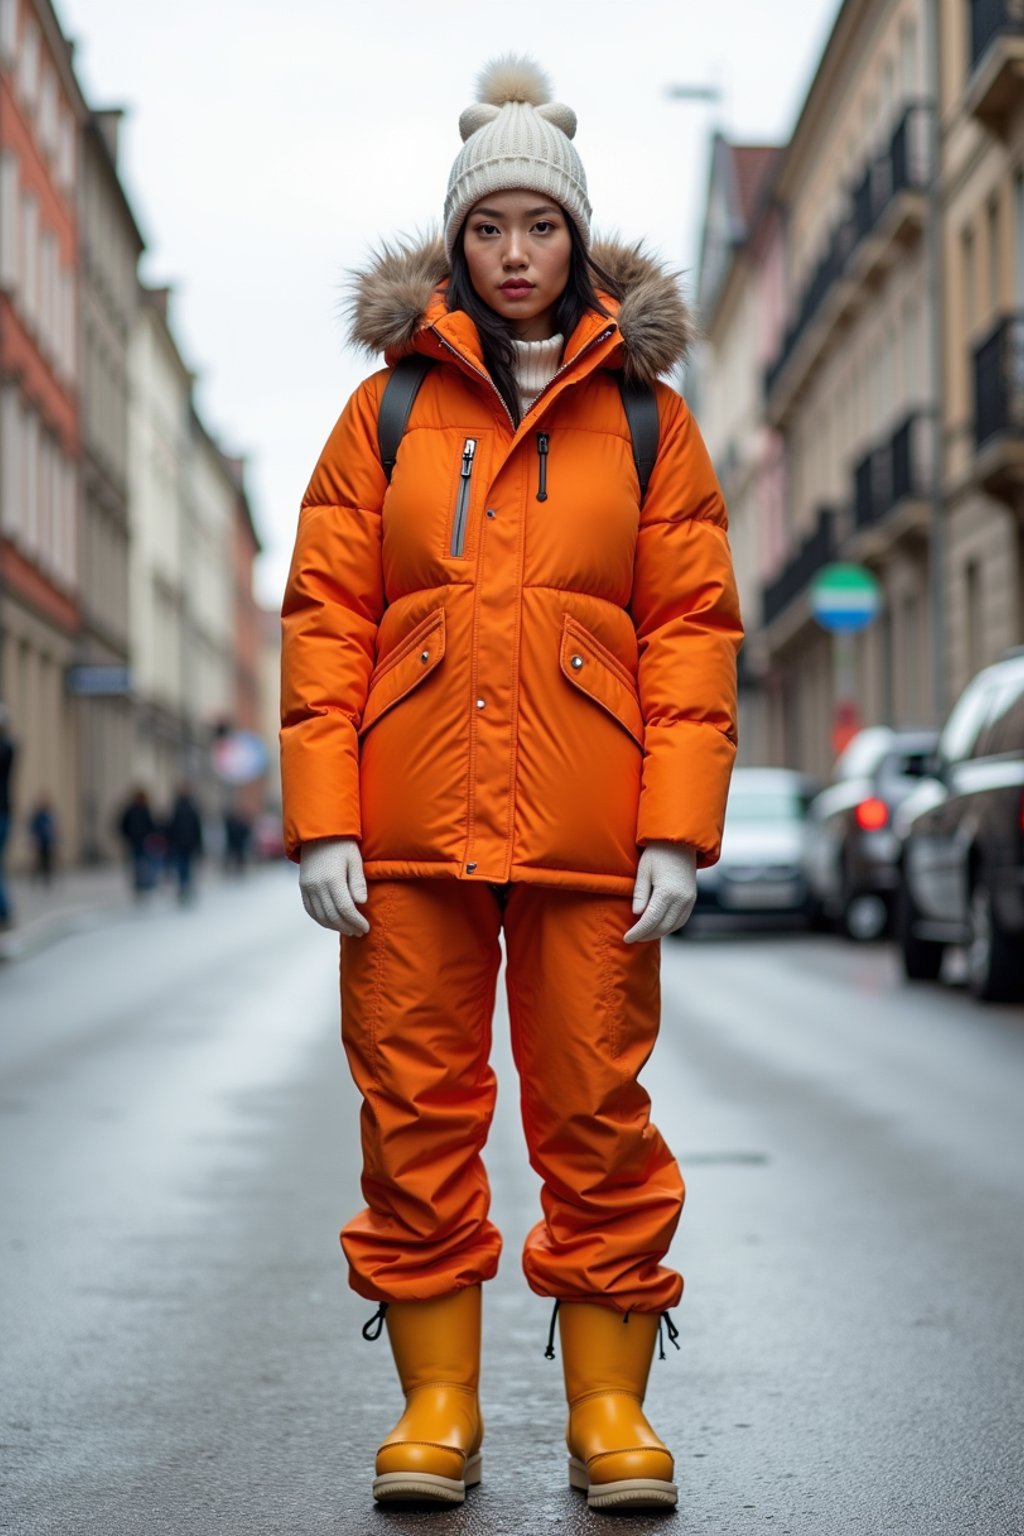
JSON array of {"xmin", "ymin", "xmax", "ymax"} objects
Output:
[{"xmin": 462, "ymin": 189, "xmax": 573, "ymax": 340}]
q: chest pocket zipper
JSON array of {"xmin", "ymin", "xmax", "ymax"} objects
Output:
[
  {"xmin": 450, "ymin": 438, "xmax": 477, "ymax": 557},
  {"xmin": 536, "ymin": 432, "xmax": 549, "ymax": 502}
]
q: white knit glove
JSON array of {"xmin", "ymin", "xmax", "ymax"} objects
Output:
[
  {"xmin": 298, "ymin": 837, "xmax": 370, "ymax": 936},
  {"xmin": 624, "ymin": 840, "xmax": 698, "ymax": 943}
]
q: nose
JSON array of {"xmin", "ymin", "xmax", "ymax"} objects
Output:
[{"xmin": 502, "ymin": 232, "xmax": 527, "ymax": 269}]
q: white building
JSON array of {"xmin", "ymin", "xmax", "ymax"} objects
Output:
[{"xmin": 127, "ymin": 285, "xmax": 192, "ymax": 805}]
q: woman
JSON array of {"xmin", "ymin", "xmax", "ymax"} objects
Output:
[{"xmin": 281, "ymin": 56, "xmax": 742, "ymax": 1512}]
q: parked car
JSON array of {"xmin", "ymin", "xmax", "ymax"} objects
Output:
[
  {"xmin": 693, "ymin": 767, "xmax": 819, "ymax": 924},
  {"xmin": 804, "ymin": 726, "xmax": 938, "ymax": 940},
  {"xmin": 895, "ymin": 647, "xmax": 1024, "ymax": 1002}
]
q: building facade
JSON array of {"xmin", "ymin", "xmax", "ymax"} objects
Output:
[
  {"xmin": 695, "ymin": 0, "xmax": 1023, "ymax": 780},
  {"xmin": 127, "ymin": 285, "xmax": 193, "ymax": 809},
  {"xmin": 0, "ymin": 0, "xmax": 85, "ymax": 865},
  {"xmin": 695, "ymin": 135, "xmax": 781, "ymax": 764},
  {"xmin": 77, "ymin": 107, "xmax": 144, "ymax": 859},
  {"xmin": 939, "ymin": 0, "xmax": 1024, "ymax": 701},
  {"xmin": 225, "ymin": 453, "xmax": 265, "ymax": 819}
]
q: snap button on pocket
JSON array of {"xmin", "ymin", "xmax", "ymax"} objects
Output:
[
  {"xmin": 420, "ymin": 650, "xmax": 430, "ymax": 663},
  {"xmin": 570, "ymin": 654, "xmax": 584, "ymax": 670}
]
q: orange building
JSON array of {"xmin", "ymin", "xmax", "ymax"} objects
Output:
[{"xmin": 0, "ymin": 0, "xmax": 85, "ymax": 863}]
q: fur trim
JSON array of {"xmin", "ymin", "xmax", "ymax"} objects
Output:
[
  {"xmin": 345, "ymin": 233, "xmax": 695, "ymax": 382},
  {"xmin": 589, "ymin": 238, "xmax": 698, "ymax": 384},
  {"xmin": 346, "ymin": 235, "xmax": 448, "ymax": 360}
]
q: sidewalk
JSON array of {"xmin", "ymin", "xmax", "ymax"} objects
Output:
[{"xmin": 0, "ymin": 865, "xmax": 130, "ymax": 964}]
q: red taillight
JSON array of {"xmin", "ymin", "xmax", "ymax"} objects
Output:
[{"xmin": 855, "ymin": 797, "xmax": 889, "ymax": 831}]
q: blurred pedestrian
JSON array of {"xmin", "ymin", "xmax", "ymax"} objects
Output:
[
  {"xmin": 0, "ymin": 702, "xmax": 15, "ymax": 928},
  {"xmin": 117, "ymin": 786, "xmax": 158, "ymax": 897},
  {"xmin": 28, "ymin": 795, "xmax": 57, "ymax": 884},
  {"xmin": 281, "ymin": 56, "xmax": 741, "ymax": 1511},
  {"xmin": 164, "ymin": 785, "xmax": 204, "ymax": 904},
  {"xmin": 223, "ymin": 807, "xmax": 252, "ymax": 875}
]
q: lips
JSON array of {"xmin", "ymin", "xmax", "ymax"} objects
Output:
[{"xmin": 501, "ymin": 281, "xmax": 535, "ymax": 293}]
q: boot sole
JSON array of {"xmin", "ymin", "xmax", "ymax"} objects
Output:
[
  {"xmin": 373, "ymin": 1452, "xmax": 482, "ymax": 1505},
  {"xmin": 568, "ymin": 1455, "xmax": 678, "ymax": 1510}
]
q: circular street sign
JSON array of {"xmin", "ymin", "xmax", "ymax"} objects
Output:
[
  {"xmin": 213, "ymin": 730, "xmax": 270, "ymax": 786},
  {"xmin": 810, "ymin": 563, "xmax": 881, "ymax": 633}
]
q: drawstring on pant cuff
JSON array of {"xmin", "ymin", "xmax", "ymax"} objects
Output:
[
  {"xmin": 543, "ymin": 1300, "xmax": 561, "ymax": 1359},
  {"xmin": 658, "ymin": 1309, "xmax": 681, "ymax": 1361},
  {"xmin": 361, "ymin": 1302, "xmax": 389, "ymax": 1341}
]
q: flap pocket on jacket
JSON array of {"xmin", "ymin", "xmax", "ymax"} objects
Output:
[
  {"xmin": 360, "ymin": 608, "xmax": 446, "ymax": 736},
  {"xmin": 559, "ymin": 613, "xmax": 643, "ymax": 748}
]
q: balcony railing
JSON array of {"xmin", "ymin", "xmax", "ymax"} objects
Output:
[
  {"xmin": 762, "ymin": 507, "xmax": 837, "ymax": 627},
  {"xmin": 970, "ymin": 0, "xmax": 1024, "ymax": 71},
  {"xmin": 852, "ymin": 413, "xmax": 934, "ymax": 531},
  {"xmin": 974, "ymin": 312, "xmax": 1024, "ymax": 450},
  {"xmin": 764, "ymin": 103, "xmax": 931, "ymax": 402}
]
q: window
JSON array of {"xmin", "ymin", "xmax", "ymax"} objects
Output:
[
  {"xmin": 901, "ymin": 590, "xmax": 919, "ymax": 714},
  {"xmin": 0, "ymin": 385, "xmax": 19, "ymax": 535},
  {"xmin": 1014, "ymin": 170, "xmax": 1024, "ymax": 306},
  {"xmin": 962, "ymin": 226, "xmax": 976, "ymax": 336},
  {"xmin": 39, "ymin": 65, "xmax": 57, "ymax": 160},
  {"xmin": 900, "ymin": 18, "xmax": 918, "ymax": 98},
  {"xmin": 17, "ymin": 16, "xmax": 39, "ymax": 110},
  {"xmin": 23, "ymin": 406, "xmax": 39, "ymax": 553},
  {"xmin": 938, "ymin": 670, "xmax": 995, "ymax": 764},
  {"xmin": 965, "ymin": 558, "xmax": 983, "ymax": 678},
  {"xmin": 881, "ymin": 56, "xmax": 895, "ymax": 138},
  {"xmin": 38, "ymin": 430, "xmax": 53, "ymax": 569},
  {"xmin": 57, "ymin": 109, "xmax": 74, "ymax": 193},
  {"xmin": 21, "ymin": 191, "xmax": 38, "ymax": 325},
  {"xmin": 61, "ymin": 267, "xmax": 76, "ymax": 378},
  {"xmin": 0, "ymin": 152, "xmax": 18, "ymax": 291},
  {"xmin": 0, "ymin": 0, "xmax": 16, "ymax": 63},
  {"xmin": 986, "ymin": 195, "xmax": 1001, "ymax": 315},
  {"xmin": 40, "ymin": 229, "xmax": 56, "ymax": 356},
  {"xmin": 904, "ymin": 294, "xmax": 921, "ymax": 400},
  {"xmin": 973, "ymin": 662, "xmax": 1024, "ymax": 757}
]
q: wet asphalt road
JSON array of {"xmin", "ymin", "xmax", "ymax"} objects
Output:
[{"xmin": 1, "ymin": 868, "xmax": 1023, "ymax": 1535}]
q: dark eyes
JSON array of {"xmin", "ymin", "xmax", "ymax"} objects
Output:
[{"xmin": 472, "ymin": 220, "xmax": 556, "ymax": 236}]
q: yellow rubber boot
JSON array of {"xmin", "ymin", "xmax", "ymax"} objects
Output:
[
  {"xmin": 558, "ymin": 1301, "xmax": 678, "ymax": 1510},
  {"xmin": 372, "ymin": 1286, "xmax": 483, "ymax": 1504}
]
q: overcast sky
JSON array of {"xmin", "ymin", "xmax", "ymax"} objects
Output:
[{"xmin": 58, "ymin": 0, "xmax": 841, "ymax": 606}]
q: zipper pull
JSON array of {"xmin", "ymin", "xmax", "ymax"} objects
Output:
[
  {"xmin": 461, "ymin": 438, "xmax": 477, "ymax": 477},
  {"xmin": 536, "ymin": 432, "xmax": 549, "ymax": 502}
]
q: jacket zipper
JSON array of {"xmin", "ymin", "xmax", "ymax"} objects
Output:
[
  {"xmin": 450, "ymin": 437, "xmax": 477, "ymax": 557},
  {"xmin": 429, "ymin": 322, "xmax": 615, "ymax": 432},
  {"xmin": 523, "ymin": 326, "xmax": 616, "ymax": 418},
  {"xmin": 536, "ymin": 433, "xmax": 549, "ymax": 501},
  {"xmin": 431, "ymin": 329, "xmax": 517, "ymax": 428}
]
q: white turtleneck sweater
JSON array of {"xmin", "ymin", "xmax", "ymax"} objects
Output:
[{"xmin": 513, "ymin": 334, "xmax": 564, "ymax": 420}]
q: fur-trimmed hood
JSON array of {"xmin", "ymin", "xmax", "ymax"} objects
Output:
[{"xmin": 346, "ymin": 234, "xmax": 696, "ymax": 385}]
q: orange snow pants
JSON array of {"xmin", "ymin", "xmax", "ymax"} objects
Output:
[{"xmin": 338, "ymin": 879, "xmax": 684, "ymax": 1313}]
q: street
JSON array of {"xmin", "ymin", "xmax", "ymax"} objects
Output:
[{"xmin": 2, "ymin": 868, "xmax": 1023, "ymax": 1535}]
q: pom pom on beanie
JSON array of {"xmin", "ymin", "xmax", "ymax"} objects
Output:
[{"xmin": 443, "ymin": 54, "xmax": 591, "ymax": 260}]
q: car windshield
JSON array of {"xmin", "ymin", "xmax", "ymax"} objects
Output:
[
  {"xmin": 727, "ymin": 787, "xmax": 805, "ymax": 824},
  {"xmin": 832, "ymin": 729, "xmax": 891, "ymax": 781}
]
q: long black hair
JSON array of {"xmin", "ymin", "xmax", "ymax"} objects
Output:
[{"xmin": 446, "ymin": 214, "xmax": 619, "ymax": 426}]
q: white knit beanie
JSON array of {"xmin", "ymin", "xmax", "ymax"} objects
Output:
[{"xmin": 444, "ymin": 56, "xmax": 592, "ymax": 261}]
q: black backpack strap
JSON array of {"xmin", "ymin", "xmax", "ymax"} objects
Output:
[
  {"xmin": 377, "ymin": 355, "xmax": 435, "ymax": 482},
  {"xmin": 617, "ymin": 378, "xmax": 660, "ymax": 503}
]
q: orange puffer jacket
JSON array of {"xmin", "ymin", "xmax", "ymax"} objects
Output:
[{"xmin": 281, "ymin": 237, "xmax": 743, "ymax": 896}]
